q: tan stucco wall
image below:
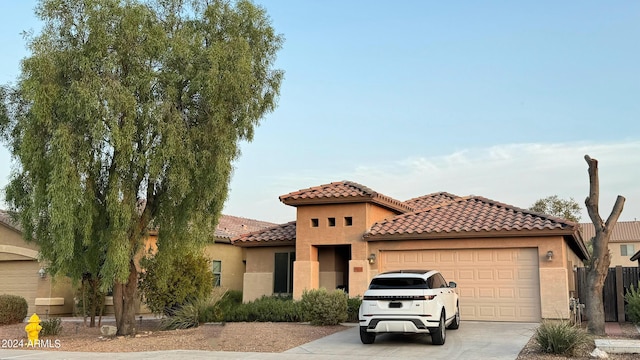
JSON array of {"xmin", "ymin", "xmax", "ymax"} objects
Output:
[
  {"xmin": 243, "ymin": 246, "xmax": 295, "ymax": 302},
  {"xmin": 35, "ymin": 275, "xmax": 75, "ymax": 315},
  {"xmin": 1, "ymin": 223, "xmax": 76, "ymax": 315},
  {"xmin": 292, "ymin": 203, "xmax": 398, "ymax": 299},
  {"xmin": 609, "ymin": 242, "xmax": 639, "ymax": 267},
  {"xmin": 204, "ymin": 242, "xmax": 245, "ymax": 291}
]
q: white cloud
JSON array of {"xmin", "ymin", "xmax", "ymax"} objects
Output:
[{"xmin": 226, "ymin": 140, "xmax": 640, "ymax": 223}]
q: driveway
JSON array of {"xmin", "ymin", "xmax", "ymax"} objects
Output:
[
  {"xmin": 0, "ymin": 321, "xmax": 537, "ymax": 360},
  {"xmin": 285, "ymin": 321, "xmax": 537, "ymax": 360}
]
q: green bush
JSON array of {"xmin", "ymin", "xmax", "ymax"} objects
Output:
[
  {"xmin": 346, "ymin": 296, "xmax": 362, "ymax": 323},
  {"xmin": 300, "ymin": 288, "xmax": 347, "ymax": 325},
  {"xmin": 534, "ymin": 320, "xmax": 592, "ymax": 356},
  {"xmin": 40, "ymin": 317, "xmax": 63, "ymax": 336},
  {"xmin": 224, "ymin": 295, "xmax": 303, "ymax": 322},
  {"xmin": 0, "ymin": 294, "xmax": 28, "ymax": 325},
  {"xmin": 625, "ymin": 282, "xmax": 640, "ymax": 325},
  {"xmin": 139, "ymin": 252, "xmax": 214, "ymax": 316}
]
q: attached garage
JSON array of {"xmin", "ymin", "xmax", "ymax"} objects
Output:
[
  {"xmin": 0, "ymin": 260, "xmax": 40, "ymax": 314},
  {"xmin": 382, "ymin": 248, "xmax": 541, "ymax": 322}
]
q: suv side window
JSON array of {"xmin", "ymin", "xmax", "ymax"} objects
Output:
[{"xmin": 429, "ymin": 273, "xmax": 447, "ymax": 288}]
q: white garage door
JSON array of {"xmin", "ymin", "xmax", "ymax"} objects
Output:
[
  {"xmin": 382, "ymin": 248, "xmax": 541, "ymax": 322},
  {"xmin": 0, "ymin": 260, "xmax": 39, "ymax": 314}
]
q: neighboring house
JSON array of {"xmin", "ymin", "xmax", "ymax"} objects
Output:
[
  {"xmin": 631, "ymin": 249, "xmax": 640, "ymax": 267},
  {"xmin": 0, "ymin": 211, "xmax": 271, "ymax": 315},
  {"xmin": 233, "ymin": 181, "xmax": 589, "ymax": 322},
  {"xmin": 0, "ymin": 210, "xmax": 74, "ymax": 315},
  {"xmin": 580, "ymin": 221, "xmax": 640, "ymax": 267}
]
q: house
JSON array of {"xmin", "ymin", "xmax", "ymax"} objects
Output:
[
  {"xmin": 233, "ymin": 180, "xmax": 589, "ymax": 322},
  {"xmin": 0, "ymin": 210, "xmax": 74, "ymax": 315},
  {"xmin": 580, "ymin": 221, "xmax": 640, "ymax": 267},
  {"xmin": 0, "ymin": 210, "xmax": 272, "ymax": 315}
]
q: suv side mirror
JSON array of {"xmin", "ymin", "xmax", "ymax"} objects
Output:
[{"xmin": 449, "ymin": 281, "xmax": 457, "ymax": 288}]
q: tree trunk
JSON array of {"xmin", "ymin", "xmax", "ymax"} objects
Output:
[
  {"xmin": 89, "ymin": 277, "xmax": 97, "ymax": 328},
  {"xmin": 583, "ymin": 155, "xmax": 625, "ymax": 335},
  {"xmin": 114, "ymin": 259, "xmax": 139, "ymax": 336}
]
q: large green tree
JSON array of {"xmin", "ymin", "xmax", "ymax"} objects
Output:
[
  {"xmin": 0, "ymin": 0, "xmax": 283, "ymax": 335},
  {"xmin": 529, "ymin": 195, "xmax": 582, "ymax": 222}
]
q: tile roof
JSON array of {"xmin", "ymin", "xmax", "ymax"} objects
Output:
[
  {"xmin": 0, "ymin": 210, "xmax": 21, "ymax": 232},
  {"xmin": 232, "ymin": 221, "xmax": 296, "ymax": 247},
  {"xmin": 365, "ymin": 196, "xmax": 580, "ymax": 240},
  {"xmin": 279, "ymin": 181, "xmax": 413, "ymax": 213},
  {"xmin": 215, "ymin": 215, "xmax": 277, "ymax": 240},
  {"xmin": 404, "ymin": 192, "xmax": 461, "ymax": 210},
  {"xmin": 580, "ymin": 221, "xmax": 640, "ymax": 243}
]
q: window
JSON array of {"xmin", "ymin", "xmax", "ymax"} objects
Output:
[
  {"xmin": 311, "ymin": 218, "xmax": 319, "ymax": 227},
  {"xmin": 212, "ymin": 260, "xmax": 222, "ymax": 287},
  {"xmin": 274, "ymin": 252, "xmax": 295, "ymax": 294},
  {"xmin": 621, "ymin": 244, "xmax": 635, "ymax": 257},
  {"xmin": 344, "ymin": 217, "xmax": 353, "ymax": 226},
  {"xmin": 328, "ymin": 217, "xmax": 336, "ymax": 227}
]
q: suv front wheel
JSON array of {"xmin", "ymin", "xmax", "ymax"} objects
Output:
[
  {"xmin": 429, "ymin": 311, "xmax": 446, "ymax": 345},
  {"xmin": 360, "ymin": 326, "xmax": 376, "ymax": 344}
]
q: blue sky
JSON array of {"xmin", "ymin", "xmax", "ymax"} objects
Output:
[{"xmin": 1, "ymin": 1, "xmax": 639, "ymax": 224}]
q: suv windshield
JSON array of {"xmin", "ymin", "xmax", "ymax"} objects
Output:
[{"xmin": 368, "ymin": 277, "xmax": 429, "ymax": 289}]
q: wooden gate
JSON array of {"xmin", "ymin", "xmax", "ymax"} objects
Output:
[{"xmin": 575, "ymin": 266, "xmax": 640, "ymax": 322}]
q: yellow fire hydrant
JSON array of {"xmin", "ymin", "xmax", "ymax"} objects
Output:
[{"xmin": 25, "ymin": 313, "xmax": 42, "ymax": 343}]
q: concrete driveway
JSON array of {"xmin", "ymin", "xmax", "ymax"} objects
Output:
[
  {"xmin": 0, "ymin": 321, "xmax": 537, "ymax": 360},
  {"xmin": 285, "ymin": 321, "xmax": 538, "ymax": 360}
]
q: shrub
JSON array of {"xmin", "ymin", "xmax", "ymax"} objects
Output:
[
  {"xmin": 346, "ymin": 296, "xmax": 362, "ymax": 323},
  {"xmin": 534, "ymin": 320, "xmax": 592, "ymax": 356},
  {"xmin": 160, "ymin": 303, "xmax": 200, "ymax": 330},
  {"xmin": 0, "ymin": 295, "xmax": 28, "ymax": 325},
  {"xmin": 300, "ymin": 288, "xmax": 347, "ymax": 326},
  {"xmin": 625, "ymin": 282, "xmax": 640, "ymax": 324},
  {"xmin": 224, "ymin": 295, "xmax": 303, "ymax": 322},
  {"xmin": 139, "ymin": 251, "xmax": 214, "ymax": 316},
  {"xmin": 40, "ymin": 317, "xmax": 63, "ymax": 336}
]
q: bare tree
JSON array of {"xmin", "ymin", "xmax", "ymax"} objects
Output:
[{"xmin": 583, "ymin": 155, "xmax": 625, "ymax": 335}]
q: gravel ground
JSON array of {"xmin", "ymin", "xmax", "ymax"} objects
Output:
[{"xmin": 0, "ymin": 319, "xmax": 347, "ymax": 353}]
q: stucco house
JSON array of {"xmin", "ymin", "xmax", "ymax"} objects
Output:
[
  {"xmin": 0, "ymin": 210, "xmax": 272, "ymax": 316},
  {"xmin": 0, "ymin": 210, "xmax": 74, "ymax": 315},
  {"xmin": 233, "ymin": 181, "xmax": 589, "ymax": 322},
  {"xmin": 580, "ymin": 221, "xmax": 640, "ymax": 267}
]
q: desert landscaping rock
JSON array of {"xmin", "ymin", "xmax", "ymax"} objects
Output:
[{"xmin": 100, "ymin": 325, "xmax": 117, "ymax": 336}]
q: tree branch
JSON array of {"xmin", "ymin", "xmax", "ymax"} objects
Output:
[
  {"xmin": 604, "ymin": 195, "xmax": 625, "ymax": 230},
  {"xmin": 584, "ymin": 155, "xmax": 603, "ymax": 231}
]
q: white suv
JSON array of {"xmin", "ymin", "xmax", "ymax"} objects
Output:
[{"xmin": 358, "ymin": 270, "xmax": 459, "ymax": 345}]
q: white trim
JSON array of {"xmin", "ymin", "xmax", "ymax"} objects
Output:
[
  {"xmin": 35, "ymin": 298, "xmax": 65, "ymax": 306},
  {"xmin": 0, "ymin": 245, "xmax": 39, "ymax": 259}
]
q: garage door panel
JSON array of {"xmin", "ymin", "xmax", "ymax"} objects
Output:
[
  {"xmin": 0, "ymin": 260, "xmax": 39, "ymax": 314},
  {"xmin": 382, "ymin": 248, "xmax": 541, "ymax": 322}
]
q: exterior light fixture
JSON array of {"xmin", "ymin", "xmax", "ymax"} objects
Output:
[
  {"xmin": 367, "ymin": 253, "xmax": 376, "ymax": 264},
  {"xmin": 546, "ymin": 251, "xmax": 554, "ymax": 261},
  {"xmin": 38, "ymin": 268, "xmax": 46, "ymax": 278}
]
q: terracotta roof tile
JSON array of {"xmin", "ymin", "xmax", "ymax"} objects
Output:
[
  {"xmin": 365, "ymin": 196, "xmax": 578, "ymax": 239},
  {"xmin": 215, "ymin": 215, "xmax": 277, "ymax": 240},
  {"xmin": 279, "ymin": 181, "xmax": 413, "ymax": 213},
  {"xmin": 232, "ymin": 221, "xmax": 296, "ymax": 247},
  {"xmin": 580, "ymin": 221, "xmax": 640, "ymax": 243},
  {"xmin": 404, "ymin": 192, "xmax": 461, "ymax": 210},
  {"xmin": 0, "ymin": 210, "xmax": 21, "ymax": 232}
]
